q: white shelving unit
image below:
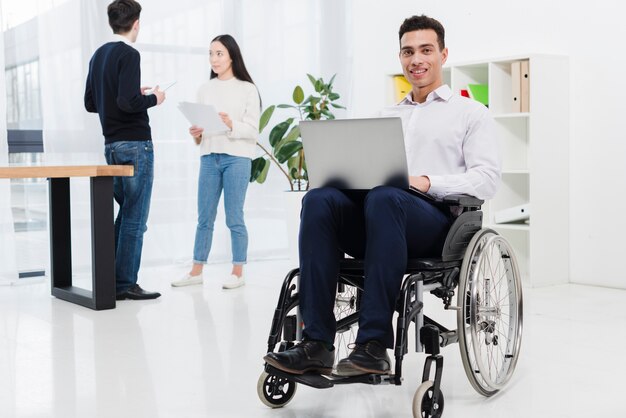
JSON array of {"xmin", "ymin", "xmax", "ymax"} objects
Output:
[{"xmin": 391, "ymin": 54, "xmax": 569, "ymax": 286}]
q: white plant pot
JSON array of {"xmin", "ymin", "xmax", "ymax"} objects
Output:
[{"xmin": 283, "ymin": 190, "xmax": 307, "ymax": 268}]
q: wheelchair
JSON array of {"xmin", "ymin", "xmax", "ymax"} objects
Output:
[{"xmin": 257, "ymin": 194, "xmax": 523, "ymax": 418}]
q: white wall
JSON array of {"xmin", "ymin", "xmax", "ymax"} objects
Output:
[{"xmin": 347, "ymin": 0, "xmax": 626, "ymax": 289}]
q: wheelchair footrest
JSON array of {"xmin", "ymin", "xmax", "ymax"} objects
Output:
[
  {"xmin": 264, "ymin": 365, "xmax": 396, "ymax": 388},
  {"xmin": 329, "ymin": 373, "xmax": 396, "ymax": 386},
  {"xmin": 265, "ymin": 365, "xmax": 334, "ymax": 389}
]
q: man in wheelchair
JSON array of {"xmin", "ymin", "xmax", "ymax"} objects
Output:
[{"xmin": 264, "ymin": 15, "xmax": 500, "ymax": 377}]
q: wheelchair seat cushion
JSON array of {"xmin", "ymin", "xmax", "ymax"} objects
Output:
[{"xmin": 339, "ymin": 258, "xmax": 461, "ymax": 273}]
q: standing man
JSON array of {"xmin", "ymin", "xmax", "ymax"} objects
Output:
[
  {"xmin": 264, "ymin": 15, "xmax": 500, "ymax": 376},
  {"xmin": 84, "ymin": 0, "xmax": 165, "ymax": 300}
]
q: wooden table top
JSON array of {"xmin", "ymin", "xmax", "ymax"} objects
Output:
[{"xmin": 0, "ymin": 165, "xmax": 134, "ymax": 179}]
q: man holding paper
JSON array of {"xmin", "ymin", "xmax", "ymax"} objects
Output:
[
  {"xmin": 171, "ymin": 34, "xmax": 260, "ymax": 290},
  {"xmin": 84, "ymin": 0, "xmax": 164, "ymax": 300}
]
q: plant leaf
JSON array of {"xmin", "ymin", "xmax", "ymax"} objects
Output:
[
  {"xmin": 269, "ymin": 119, "xmax": 293, "ymax": 148},
  {"xmin": 293, "ymin": 85, "xmax": 305, "ymax": 104},
  {"xmin": 259, "ymin": 105, "xmax": 275, "ymax": 133},
  {"xmin": 277, "ymin": 104, "xmax": 296, "ymax": 109},
  {"xmin": 250, "ymin": 157, "xmax": 267, "ymax": 182},
  {"xmin": 307, "ymin": 74, "xmax": 317, "ymax": 87},
  {"xmin": 275, "ymin": 141, "xmax": 303, "ymax": 163},
  {"xmin": 330, "ymin": 103, "xmax": 346, "ymax": 109},
  {"xmin": 274, "ymin": 125, "xmax": 300, "ymax": 152},
  {"xmin": 283, "ymin": 125, "xmax": 301, "ymax": 143},
  {"xmin": 328, "ymin": 74, "xmax": 336, "ymax": 87},
  {"xmin": 314, "ymin": 79, "xmax": 323, "ymax": 93},
  {"xmin": 320, "ymin": 110, "xmax": 335, "ymax": 120},
  {"xmin": 256, "ymin": 158, "xmax": 271, "ymax": 183},
  {"xmin": 328, "ymin": 92, "xmax": 340, "ymax": 100},
  {"xmin": 287, "ymin": 156, "xmax": 299, "ymax": 177}
]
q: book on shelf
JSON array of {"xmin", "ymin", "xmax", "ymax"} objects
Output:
[
  {"xmin": 393, "ymin": 75, "xmax": 412, "ymax": 103},
  {"xmin": 520, "ymin": 60, "xmax": 530, "ymax": 112},
  {"xmin": 467, "ymin": 84, "xmax": 488, "ymax": 107},
  {"xmin": 511, "ymin": 61, "xmax": 521, "ymax": 112},
  {"xmin": 510, "ymin": 60, "xmax": 530, "ymax": 113},
  {"xmin": 494, "ymin": 203, "xmax": 530, "ymax": 224}
]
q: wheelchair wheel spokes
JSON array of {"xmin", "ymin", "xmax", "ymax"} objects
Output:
[
  {"xmin": 458, "ymin": 229, "xmax": 523, "ymax": 396},
  {"xmin": 333, "ymin": 283, "xmax": 360, "ymax": 364}
]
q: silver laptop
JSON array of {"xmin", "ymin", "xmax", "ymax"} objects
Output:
[{"xmin": 300, "ymin": 117, "xmax": 409, "ymax": 190}]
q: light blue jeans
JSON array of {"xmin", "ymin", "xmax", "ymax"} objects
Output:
[
  {"xmin": 193, "ymin": 153, "xmax": 251, "ymax": 265},
  {"xmin": 104, "ymin": 140, "xmax": 154, "ymax": 293}
]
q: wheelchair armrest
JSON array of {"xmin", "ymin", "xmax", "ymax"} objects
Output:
[{"xmin": 442, "ymin": 194, "xmax": 484, "ymax": 208}]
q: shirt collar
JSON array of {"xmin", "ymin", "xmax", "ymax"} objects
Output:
[
  {"xmin": 112, "ymin": 34, "xmax": 134, "ymax": 47},
  {"xmin": 399, "ymin": 84, "xmax": 453, "ymax": 105}
]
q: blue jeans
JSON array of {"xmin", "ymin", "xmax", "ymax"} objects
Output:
[
  {"xmin": 298, "ymin": 186, "xmax": 453, "ymax": 348},
  {"xmin": 193, "ymin": 153, "xmax": 251, "ymax": 265},
  {"xmin": 104, "ymin": 140, "xmax": 154, "ymax": 293}
]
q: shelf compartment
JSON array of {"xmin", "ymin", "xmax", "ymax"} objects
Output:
[
  {"xmin": 490, "ymin": 172, "xmax": 529, "ymax": 214},
  {"xmin": 494, "ymin": 116, "xmax": 529, "ymax": 172},
  {"xmin": 450, "ymin": 64, "xmax": 488, "ymax": 99}
]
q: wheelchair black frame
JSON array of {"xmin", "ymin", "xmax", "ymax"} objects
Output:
[{"xmin": 263, "ymin": 195, "xmax": 485, "ymax": 414}]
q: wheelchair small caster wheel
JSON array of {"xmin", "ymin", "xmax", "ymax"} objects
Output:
[
  {"xmin": 412, "ymin": 380, "xmax": 444, "ymax": 418},
  {"xmin": 257, "ymin": 371, "xmax": 298, "ymax": 408}
]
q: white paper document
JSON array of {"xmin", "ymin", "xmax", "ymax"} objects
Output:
[
  {"xmin": 177, "ymin": 102, "xmax": 229, "ymax": 135},
  {"xmin": 146, "ymin": 81, "xmax": 176, "ymax": 95}
]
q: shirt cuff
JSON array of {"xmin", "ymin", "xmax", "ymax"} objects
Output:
[
  {"xmin": 425, "ymin": 174, "xmax": 446, "ymax": 200},
  {"xmin": 226, "ymin": 120, "xmax": 238, "ymax": 138}
]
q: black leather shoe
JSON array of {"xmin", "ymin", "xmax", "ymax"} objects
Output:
[
  {"xmin": 335, "ymin": 340, "xmax": 391, "ymax": 376},
  {"xmin": 264, "ymin": 340, "xmax": 334, "ymax": 375},
  {"xmin": 116, "ymin": 284, "xmax": 161, "ymax": 300}
]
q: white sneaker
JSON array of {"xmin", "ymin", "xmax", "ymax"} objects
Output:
[
  {"xmin": 222, "ymin": 274, "xmax": 245, "ymax": 289},
  {"xmin": 171, "ymin": 272, "xmax": 203, "ymax": 287}
]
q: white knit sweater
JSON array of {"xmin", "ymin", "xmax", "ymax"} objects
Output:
[{"xmin": 196, "ymin": 77, "xmax": 260, "ymax": 159}]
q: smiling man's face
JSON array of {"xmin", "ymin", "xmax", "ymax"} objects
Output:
[{"xmin": 399, "ymin": 29, "xmax": 448, "ymax": 102}]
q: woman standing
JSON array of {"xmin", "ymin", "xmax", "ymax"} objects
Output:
[{"xmin": 172, "ymin": 34, "xmax": 260, "ymax": 289}]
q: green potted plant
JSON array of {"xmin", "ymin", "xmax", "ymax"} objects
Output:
[{"xmin": 250, "ymin": 74, "xmax": 345, "ymax": 191}]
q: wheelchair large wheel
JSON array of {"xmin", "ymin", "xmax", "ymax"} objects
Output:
[
  {"xmin": 333, "ymin": 282, "xmax": 360, "ymax": 363},
  {"xmin": 457, "ymin": 228, "xmax": 523, "ymax": 396},
  {"xmin": 257, "ymin": 371, "xmax": 298, "ymax": 408}
]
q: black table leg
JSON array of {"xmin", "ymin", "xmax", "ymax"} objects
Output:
[
  {"xmin": 90, "ymin": 176, "xmax": 116, "ymax": 309},
  {"xmin": 49, "ymin": 177, "xmax": 116, "ymax": 310},
  {"xmin": 49, "ymin": 178, "xmax": 72, "ymax": 287}
]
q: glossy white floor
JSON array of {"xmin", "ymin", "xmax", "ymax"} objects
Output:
[{"xmin": 1, "ymin": 259, "xmax": 624, "ymax": 418}]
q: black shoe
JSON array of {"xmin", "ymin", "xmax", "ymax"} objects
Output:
[
  {"xmin": 335, "ymin": 340, "xmax": 391, "ymax": 376},
  {"xmin": 116, "ymin": 284, "xmax": 161, "ymax": 300},
  {"xmin": 264, "ymin": 340, "xmax": 334, "ymax": 375}
]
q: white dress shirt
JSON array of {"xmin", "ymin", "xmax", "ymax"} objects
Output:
[{"xmin": 381, "ymin": 84, "xmax": 501, "ymax": 200}]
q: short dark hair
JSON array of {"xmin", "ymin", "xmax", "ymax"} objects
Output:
[
  {"xmin": 107, "ymin": 0, "xmax": 142, "ymax": 34},
  {"xmin": 399, "ymin": 15, "xmax": 445, "ymax": 51}
]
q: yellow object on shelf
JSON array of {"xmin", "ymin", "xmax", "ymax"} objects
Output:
[{"xmin": 393, "ymin": 75, "xmax": 412, "ymax": 102}]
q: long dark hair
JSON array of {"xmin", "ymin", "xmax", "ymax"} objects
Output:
[
  {"xmin": 210, "ymin": 35, "xmax": 254, "ymax": 83},
  {"xmin": 210, "ymin": 34, "xmax": 261, "ymax": 107}
]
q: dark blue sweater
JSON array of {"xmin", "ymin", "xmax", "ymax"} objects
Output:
[{"xmin": 84, "ymin": 41, "xmax": 157, "ymax": 144}]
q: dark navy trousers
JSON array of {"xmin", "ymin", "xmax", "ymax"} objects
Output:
[{"xmin": 298, "ymin": 186, "xmax": 453, "ymax": 348}]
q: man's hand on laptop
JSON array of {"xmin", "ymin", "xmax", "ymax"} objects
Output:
[{"xmin": 409, "ymin": 175, "xmax": 431, "ymax": 192}]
